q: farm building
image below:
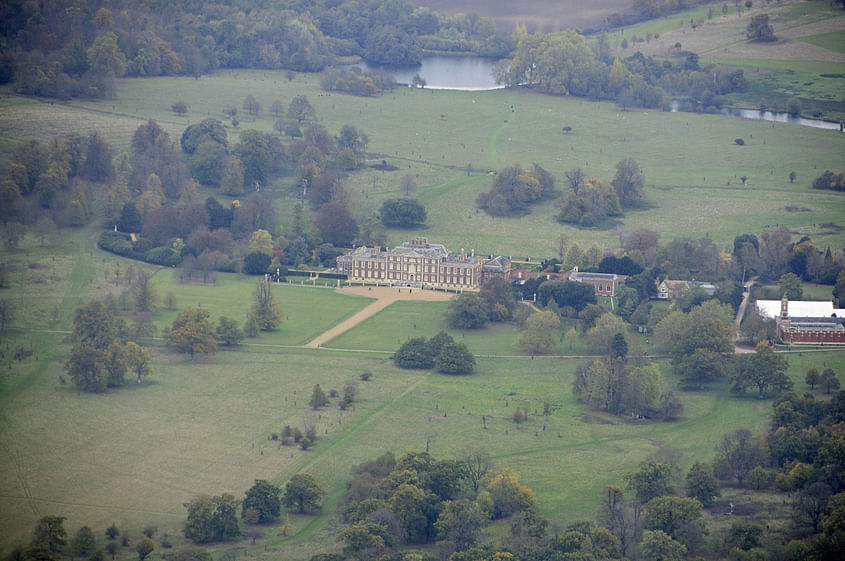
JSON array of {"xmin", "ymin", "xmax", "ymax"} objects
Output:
[{"xmin": 757, "ymin": 297, "xmax": 845, "ymax": 345}]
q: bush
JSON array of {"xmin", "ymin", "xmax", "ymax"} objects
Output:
[
  {"xmin": 145, "ymin": 247, "xmax": 182, "ymax": 266},
  {"xmin": 172, "ymin": 100, "xmax": 188, "ymax": 114},
  {"xmin": 243, "ymin": 252, "xmax": 272, "ymax": 275}
]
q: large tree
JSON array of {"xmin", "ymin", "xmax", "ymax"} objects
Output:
[
  {"xmin": 625, "ymin": 461, "xmax": 674, "ymax": 504},
  {"xmin": 184, "ymin": 494, "xmax": 240, "ymax": 543},
  {"xmin": 445, "ymin": 293, "xmax": 490, "ymax": 329},
  {"xmin": 315, "ymin": 201, "xmax": 358, "ymax": 247},
  {"xmin": 282, "ymin": 473, "xmax": 326, "ymax": 514},
  {"xmin": 536, "ymin": 280, "xmax": 596, "ymax": 311},
  {"xmin": 714, "ymin": 428, "xmax": 767, "ymax": 487},
  {"xmin": 514, "ymin": 310, "xmax": 560, "ymax": 354},
  {"xmin": 165, "ymin": 308, "xmax": 217, "ymax": 359},
  {"xmin": 250, "ymin": 279, "xmax": 282, "ymax": 331},
  {"xmin": 611, "ymin": 158, "xmax": 645, "ymax": 208},
  {"xmin": 242, "ymin": 480, "xmax": 281, "ymax": 523},
  {"xmin": 434, "ymin": 341, "xmax": 476, "ymax": 375},
  {"xmin": 380, "ymin": 198, "xmax": 427, "ymax": 228},
  {"xmin": 731, "ymin": 342, "xmax": 792, "ymax": 398}
]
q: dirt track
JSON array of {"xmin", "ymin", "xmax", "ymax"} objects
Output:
[{"xmin": 304, "ymin": 285, "xmax": 456, "ymax": 348}]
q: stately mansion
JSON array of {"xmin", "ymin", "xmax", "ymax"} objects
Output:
[{"xmin": 336, "ymin": 237, "xmax": 510, "ymax": 290}]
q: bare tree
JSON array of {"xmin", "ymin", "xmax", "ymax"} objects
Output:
[{"xmin": 460, "ymin": 448, "xmax": 493, "ymax": 493}]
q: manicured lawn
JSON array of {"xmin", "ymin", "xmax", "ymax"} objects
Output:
[{"xmin": 150, "ymin": 271, "xmax": 375, "ymax": 346}]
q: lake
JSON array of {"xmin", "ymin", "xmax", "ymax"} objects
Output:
[
  {"xmin": 358, "ymin": 55, "xmax": 501, "ymax": 90},
  {"xmin": 359, "ymin": 55, "xmax": 842, "ymax": 131}
]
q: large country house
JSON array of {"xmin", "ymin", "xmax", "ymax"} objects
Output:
[{"xmin": 336, "ymin": 237, "xmax": 510, "ymax": 290}]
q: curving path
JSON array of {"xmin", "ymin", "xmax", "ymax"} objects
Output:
[{"xmin": 303, "ymin": 285, "xmax": 456, "ymax": 348}]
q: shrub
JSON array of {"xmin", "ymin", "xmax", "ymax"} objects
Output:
[{"xmin": 172, "ymin": 100, "xmax": 188, "ymax": 114}]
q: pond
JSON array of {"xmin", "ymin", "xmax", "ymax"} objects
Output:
[{"xmin": 358, "ymin": 55, "xmax": 501, "ymax": 91}]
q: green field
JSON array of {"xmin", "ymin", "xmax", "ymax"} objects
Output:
[
  {"xmin": 3, "ymin": 226, "xmax": 845, "ymax": 557},
  {"xmin": 2, "ymin": 66, "xmax": 844, "ymax": 261},
  {"xmin": 2, "ymin": 2, "xmax": 845, "ymax": 556}
]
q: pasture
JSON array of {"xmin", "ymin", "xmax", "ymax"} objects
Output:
[
  {"xmin": 6, "ymin": 327, "xmax": 834, "ymax": 557},
  {"xmin": 2, "ymin": 222, "xmax": 845, "ymax": 558},
  {"xmin": 3, "ymin": 65, "xmax": 844, "ymax": 260},
  {"xmin": 1, "ymin": 2, "xmax": 845, "ymax": 555}
]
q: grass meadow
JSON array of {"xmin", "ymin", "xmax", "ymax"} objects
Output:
[
  {"xmin": 3, "ymin": 51, "xmax": 844, "ymax": 259},
  {"xmin": 3, "ymin": 228, "xmax": 845, "ymax": 558},
  {"xmin": 1, "ymin": 3, "xmax": 845, "ymax": 555}
]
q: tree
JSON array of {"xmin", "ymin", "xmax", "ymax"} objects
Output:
[
  {"xmin": 460, "ymin": 448, "xmax": 493, "ymax": 494},
  {"xmin": 778, "ymin": 272, "xmax": 803, "ymax": 299},
  {"xmin": 806, "ymin": 366, "xmax": 820, "ymax": 389},
  {"xmin": 250, "ymin": 279, "xmax": 282, "ymax": 331},
  {"xmin": 184, "ymin": 494, "xmax": 240, "ymax": 543},
  {"xmin": 87, "ymin": 32, "xmax": 127, "ymax": 78},
  {"xmin": 243, "ymin": 252, "xmax": 271, "ymax": 275},
  {"xmin": 639, "ymin": 530, "xmax": 686, "ymax": 561},
  {"xmin": 133, "ymin": 271, "xmax": 156, "ymax": 313},
  {"xmin": 732, "ymin": 342, "xmax": 792, "ymax": 398},
  {"xmin": 685, "ymin": 462, "xmax": 720, "ymax": 507},
  {"xmin": 82, "ymin": 132, "xmax": 114, "ymax": 181},
  {"xmin": 747, "ymin": 14, "xmax": 775, "ymax": 42},
  {"xmin": 282, "ymin": 473, "xmax": 326, "ymax": 514},
  {"xmin": 315, "ymin": 202, "xmax": 358, "ymax": 247},
  {"xmin": 189, "ymin": 141, "xmax": 228, "ymax": 186},
  {"xmin": 625, "ymin": 461, "xmax": 674, "ymax": 504},
  {"xmin": 821, "ymin": 368, "xmax": 841, "ymax": 394},
  {"xmin": 611, "ymin": 158, "xmax": 645, "ymax": 208},
  {"xmin": 72, "ymin": 526, "xmax": 96, "ymax": 557},
  {"xmin": 643, "ymin": 496, "xmax": 703, "ymax": 539},
  {"xmin": 435, "ymin": 500, "xmax": 485, "ymax": 551},
  {"xmin": 380, "ymin": 198, "xmax": 427, "ymax": 228},
  {"xmin": 611, "ymin": 332, "xmax": 628, "ymax": 360},
  {"xmin": 165, "ymin": 308, "xmax": 217, "ymax": 359},
  {"xmin": 248, "ymin": 229, "xmax": 274, "ymax": 256},
  {"xmin": 714, "ymin": 428, "xmax": 767, "ymax": 486},
  {"xmin": 336, "ymin": 124, "xmax": 369, "ymax": 168},
  {"xmin": 242, "ymin": 480, "xmax": 281, "ymax": 524},
  {"xmin": 476, "ymin": 163, "xmax": 555, "ymax": 216},
  {"xmin": 234, "ymin": 131, "xmax": 270, "ymax": 188},
  {"xmin": 124, "ymin": 342, "xmax": 151, "ymax": 383},
  {"xmin": 66, "ymin": 346, "xmax": 108, "ymax": 392},
  {"xmin": 117, "ymin": 202, "xmax": 142, "ymax": 233},
  {"xmin": 216, "ymin": 317, "xmax": 244, "ymax": 346},
  {"xmin": 446, "ymin": 293, "xmax": 490, "ymax": 329},
  {"xmin": 337, "ymin": 523, "xmax": 387, "ymax": 556},
  {"xmin": 243, "ymin": 95, "xmax": 261, "ymax": 116},
  {"xmin": 435, "ymin": 341, "xmax": 476, "ymax": 374},
  {"xmin": 32, "ymin": 516, "xmax": 67, "ymax": 552},
  {"xmin": 514, "ymin": 310, "xmax": 560, "ymax": 354},
  {"xmin": 658, "ymin": 390, "xmax": 684, "ymax": 420},
  {"xmin": 288, "ymin": 95, "xmax": 316, "ymax": 124},
  {"xmin": 220, "ymin": 157, "xmax": 244, "ymax": 196},
  {"xmin": 536, "ymin": 280, "xmax": 596, "ymax": 311},
  {"xmin": 135, "ymin": 538, "xmax": 154, "ymax": 561},
  {"xmin": 482, "ymin": 468, "xmax": 537, "ymax": 519},
  {"xmin": 310, "ymin": 384, "xmax": 330, "ymax": 409},
  {"xmin": 394, "ymin": 337, "xmax": 435, "ymax": 369}
]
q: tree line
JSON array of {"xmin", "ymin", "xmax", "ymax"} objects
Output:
[{"xmin": 0, "ymin": 0, "xmax": 511, "ymax": 99}]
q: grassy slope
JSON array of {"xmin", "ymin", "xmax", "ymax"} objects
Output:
[
  {"xmin": 609, "ymin": 0, "xmax": 845, "ymax": 120},
  {"xmin": 2, "ymin": 232, "xmax": 845, "ymax": 556},
  {"xmin": 4, "ymin": 67, "xmax": 842, "ymax": 260}
]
